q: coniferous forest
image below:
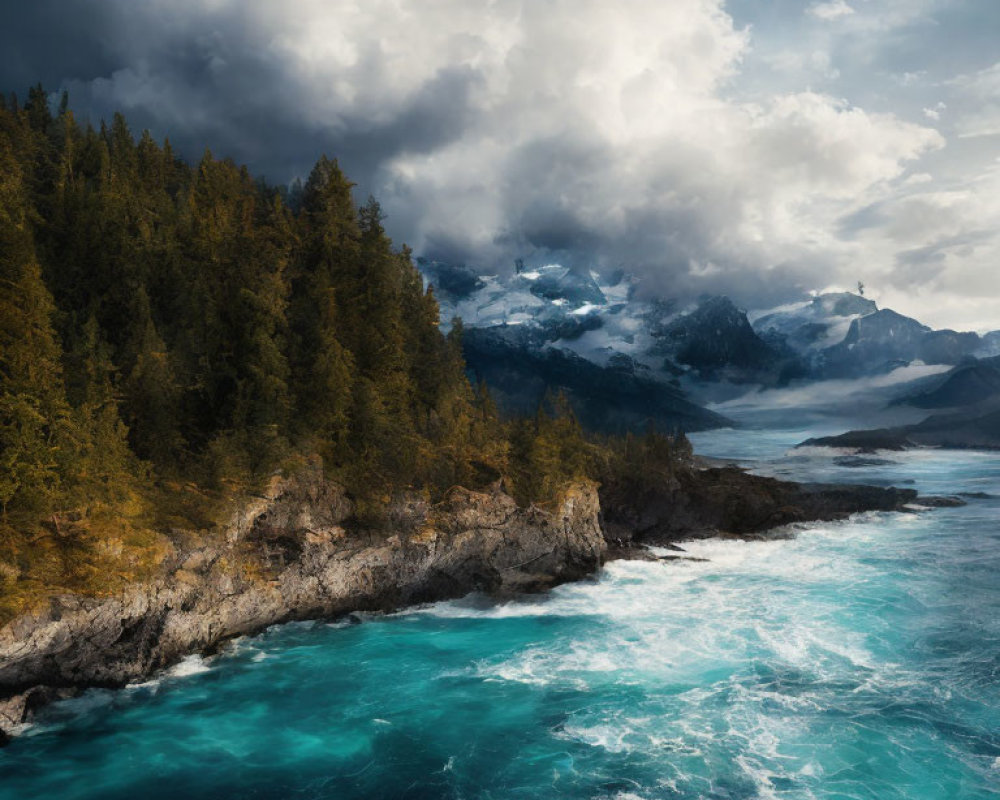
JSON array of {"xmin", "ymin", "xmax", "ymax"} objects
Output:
[{"xmin": 1, "ymin": 87, "xmax": 691, "ymax": 620}]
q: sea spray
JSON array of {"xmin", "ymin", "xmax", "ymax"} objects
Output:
[{"xmin": 1, "ymin": 432, "xmax": 998, "ymax": 799}]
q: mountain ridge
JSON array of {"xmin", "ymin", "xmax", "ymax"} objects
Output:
[{"xmin": 419, "ymin": 259, "xmax": 999, "ymax": 432}]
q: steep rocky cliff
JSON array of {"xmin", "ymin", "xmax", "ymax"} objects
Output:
[
  {"xmin": 0, "ymin": 463, "xmax": 605, "ymax": 741},
  {"xmin": 0, "ymin": 459, "xmax": 939, "ymax": 742}
]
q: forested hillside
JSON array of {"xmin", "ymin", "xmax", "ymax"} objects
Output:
[{"xmin": 2, "ymin": 87, "xmax": 656, "ymax": 618}]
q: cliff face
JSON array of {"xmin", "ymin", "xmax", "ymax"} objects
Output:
[
  {"xmin": 600, "ymin": 466, "xmax": 920, "ymax": 547},
  {"xmin": 0, "ymin": 460, "xmax": 935, "ymax": 742},
  {"xmin": 0, "ymin": 465, "xmax": 605, "ymax": 739}
]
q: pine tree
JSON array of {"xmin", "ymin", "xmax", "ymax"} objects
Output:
[
  {"xmin": 122, "ymin": 289, "xmax": 184, "ymax": 466},
  {"xmin": 290, "ymin": 157, "xmax": 360, "ymax": 463},
  {"xmin": 0, "ymin": 239, "xmax": 76, "ymax": 516},
  {"xmin": 70, "ymin": 316, "xmax": 144, "ymax": 508},
  {"xmin": 302, "ymin": 283, "xmax": 354, "ymax": 463},
  {"xmin": 0, "ymin": 92, "xmax": 608, "ymax": 577},
  {"xmin": 0, "ymin": 113, "xmax": 77, "ymax": 518}
]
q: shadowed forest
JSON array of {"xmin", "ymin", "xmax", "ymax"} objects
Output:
[{"xmin": 0, "ymin": 88, "xmax": 689, "ymax": 620}]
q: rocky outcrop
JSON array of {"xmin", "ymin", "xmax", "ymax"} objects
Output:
[
  {"xmin": 654, "ymin": 296, "xmax": 801, "ymax": 384},
  {"xmin": 0, "ymin": 464, "xmax": 605, "ymax": 739},
  {"xmin": 600, "ymin": 466, "xmax": 920, "ymax": 547},
  {"xmin": 800, "ymin": 404, "xmax": 1000, "ymax": 451},
  {"xmin": 0, "ymin": 458, "xmax": 948, "ymax": 741}
]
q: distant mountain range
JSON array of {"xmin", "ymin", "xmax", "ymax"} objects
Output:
[
  {"xmin": 800, "ymin": 355, "xmax": 1000, "ymax": 451},
  {"xmin": 418, "ymin": 259, "xmax": 1000, "ymax": 433}
]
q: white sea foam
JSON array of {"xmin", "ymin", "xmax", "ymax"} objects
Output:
[
  {"xmin": 10, "ymin": 432, "xmax": 997, "ymax": 800},
  {"xmin": 559, "ymin": 722, "xmax": 632, "ymax": 753},
  {"xmin": 122, "ymin": 654, "xmax": 213, "ymax": 693},
  {"xmin": 167, "ymin": 654, "xmax": 213, "ymax": 678}
]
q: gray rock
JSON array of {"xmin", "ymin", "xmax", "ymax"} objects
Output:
[{"xmin": 0, "ymin": 472, "xmax": 605, "ymax": 738}]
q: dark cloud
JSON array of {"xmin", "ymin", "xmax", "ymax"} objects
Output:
[
  {"xmin": 0, "ymin": 1, "xmax": 119, "ymax": 91},
  {"xmin": 0, "ymin": 1, "xmax": 996, "ymax": 328},
  {"xmin": 3, "ymin": 1, "xmax": 480, "ymax": 195}
]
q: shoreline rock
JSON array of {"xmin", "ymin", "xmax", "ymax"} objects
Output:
[
  {"xmin": 0, "ymin": 464, "xmax": 940, "ymax": 741},
  {"xmin": 799, "ymin": 404, "xmax": 1000, "ymax": 452},
  {"xmin": 0, "ymin": 471, "xmax": 604, "ymax": 739},
  {"xmin": 599, "ymin": 466, "xmax": 922, "ymax": 547}
]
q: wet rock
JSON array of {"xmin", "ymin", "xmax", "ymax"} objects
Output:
[
  {"xmin": 0, "ymin": 474, "xmax": 605, "ymax": 740},
  {"xmin": 600, "ymin": 466, "xmax": 918, "ymax": 546},
  {"xmin": 833, "ymin": 455, "xmax": 898, "ymax": 468},
  {"xmin": 911, "ymin": 496, "xmax": 967, "ymax": 508}
]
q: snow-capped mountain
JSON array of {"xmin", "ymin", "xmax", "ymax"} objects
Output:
[
  {"xmin": 423, "ymin": 261, "xmax": 639, "ymax": 361},
  {"xmin": 750, "ymin": 292, "xmax": 878, "ymax": 357},
  {"xmin": 419, "ymin": 260, "xmax": 737, "ymax": 431},
  {"xmin": 421, "ymin": 260, "xmax": 787, "ymax": 382},
  {"xmin": 754, "ymin": 295, "xmax": 989, "ymax": 378},
  {"xmin": 417, "ymin": 258, "xmax": 1000, "ymax": 431}
]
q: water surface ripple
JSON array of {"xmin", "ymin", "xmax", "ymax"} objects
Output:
[{"xmin": 2, "ymin": 429, "xmax": 998, "ymax": 799}]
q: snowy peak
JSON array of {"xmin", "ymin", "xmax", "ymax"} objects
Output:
[
  {"xmin": 842, "ymin": 308, "xmax": 930, "ymax": 345},
  {"xmin": 654, "ymin": 296, "xmax": 792, "ymax": 381},
  {"xmin": 814, "ymin": 292, "xmax": 879, "ymax": 318},
  {"xmin": 819, "ymin": 308, "xmax": 932, "ymax": 377},
  {"xmin": 752, "ymin": 294, "xmax": 985, "ymax": 378},
  {"xmin": 418, "ymin": 258, "xmax": 990, "ymax": 394},
  {"xmin": 419, "ymin": 259, "xmax": 631, "ymax": 328},
  {"xmin": 522, "ymin": 264, "xmax": 607, "ymax": 308},
  {"xmin": 752, "ymin": 292, "xmax": 878, "ymax": 355}
]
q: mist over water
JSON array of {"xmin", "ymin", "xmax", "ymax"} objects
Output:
[{"xmin": 2, "ymin": 419, "xmax": 999, "ymax": 799}]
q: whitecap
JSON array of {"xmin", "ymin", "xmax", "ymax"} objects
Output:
[{"xmin": 166, "ymin": 653, "xmax": 213, "ymax": 678}]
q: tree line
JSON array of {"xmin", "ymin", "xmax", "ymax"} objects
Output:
[{"xmin": 0, "ymin": 87, "xmax": 690, "ymax": 614}]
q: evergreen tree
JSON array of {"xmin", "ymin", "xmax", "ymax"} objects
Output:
[
  {"xmin": 0, "ymin": 113, "xmax": 76, "ymax": 517},
  {"xmin": 0, "ymin": 234, "xmax": 76, "ymax": 516},
  {"xmin": 121, "ymin": 289, "xmax": 184, "ymax": 466},
  {"xmin": 0, "ymin": 89, "xmax": 617, "ymax": 583},
  {"xmin": 70, "ymin": 316, "xmax": 143, "ymax": 508},
  {"xmin": 290, "ymin": 157, "xmax": 360, "ymax": 464}
]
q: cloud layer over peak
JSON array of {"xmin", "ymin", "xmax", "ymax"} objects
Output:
[{"xmin": 1, "ymin": 0, "xmax": 998, "ymax": 329}]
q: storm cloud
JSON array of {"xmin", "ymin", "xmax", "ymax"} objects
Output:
[{"xmin": 2, "ymin": 0, "xmax": 998, "ymax": 329}]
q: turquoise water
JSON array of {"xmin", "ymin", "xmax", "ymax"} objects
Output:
[{"xmin": 2, "ymin": 425, "xmax": 999, "ymax": 799}]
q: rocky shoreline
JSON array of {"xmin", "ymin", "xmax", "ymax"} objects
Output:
[
  {"xmin": 798, "ymin": 405, "xmax": 1000, "ymax": 451},
  {"xmin": 0, "ymin": 462, "xmax": 942, "ymax": 742}
]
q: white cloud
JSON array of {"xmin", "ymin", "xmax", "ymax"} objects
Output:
[
  {"xmin": 808, "ymin": 1, "xmax": 856, "ymax": 21},
  {"xmin": 842, "ymin": 163, "xmax": 1000, "ymax": 330},
  {"xmin": 955, "ymin": 106, "xmax": 1000, "ymax": 138},
  {"xmin": 204, "ymin": 0, "xmax": 936, "ymax": 301},
  {"xmin": 41, "ymin": 0, "xmax": 1000, "ymax": 329},
  {"xmin": 359, "ymin": 7, "xmax": 943, "ymax": 304},
  {"xmin": 947, "ymin": 61, "xmax": 1000, "ymax": 98},
  {"xmin": 922, "ymin": 102, "xmax": 945, "ymax": 120},
  {"xmin": 947, "ymin": 62, "xmax": 1000, "ymax": 139}
]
